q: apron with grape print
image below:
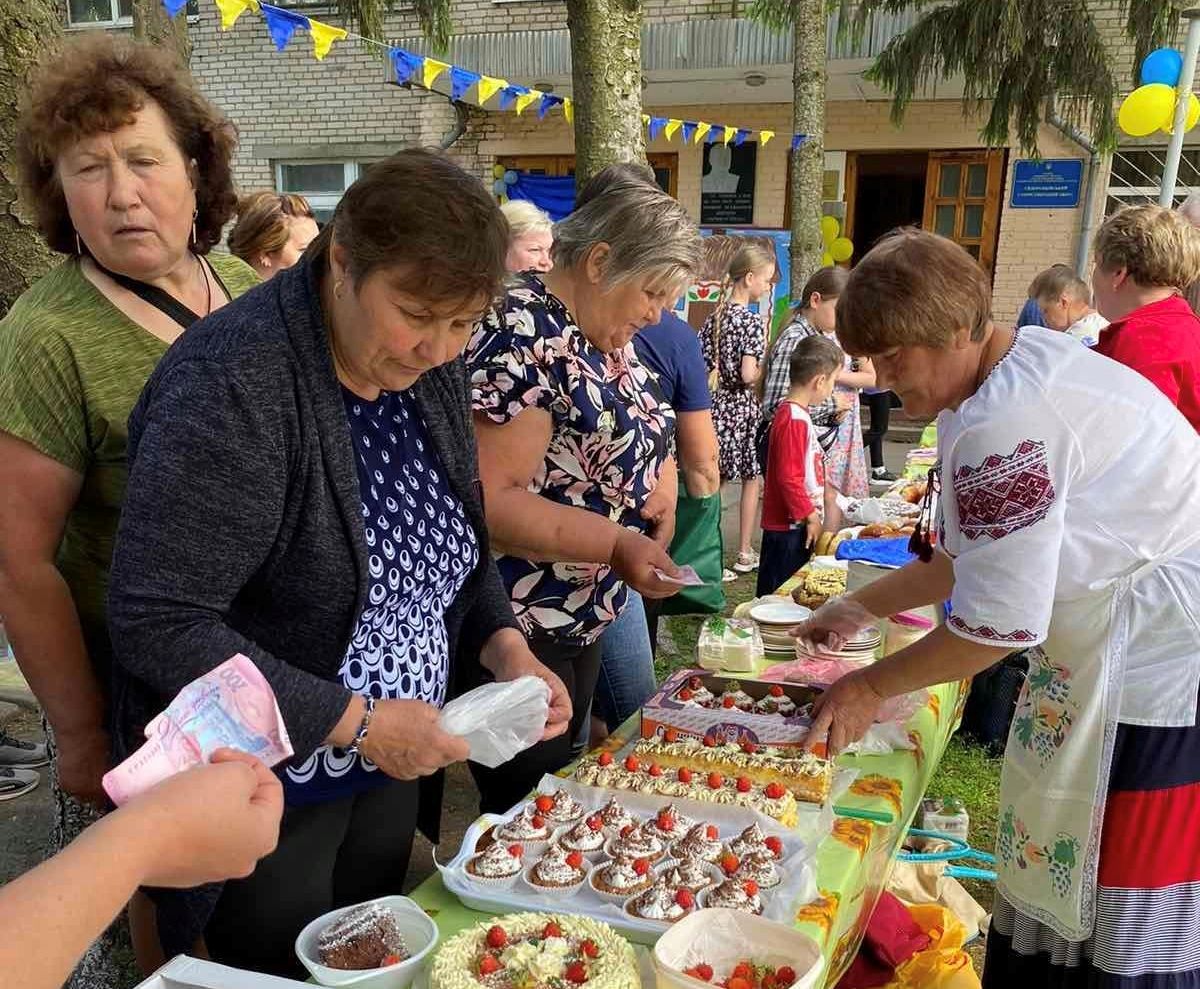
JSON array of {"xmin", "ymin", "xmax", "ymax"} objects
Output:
[{"xmin": 994, "ymin": 530, "xmax": 1200, "ymax": 941}]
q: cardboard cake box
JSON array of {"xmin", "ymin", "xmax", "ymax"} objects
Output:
[{"xmin": 640, "ymin": 669, "xmax": 823, "ymax": 748}]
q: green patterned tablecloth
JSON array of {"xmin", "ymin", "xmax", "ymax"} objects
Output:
[{"xmin": 410, "ymin": 674, "xmax": 965, "ymax": 987}]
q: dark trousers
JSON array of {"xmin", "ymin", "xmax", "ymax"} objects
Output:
[
  {"xmin": 756, "ymin": 528, "xmax": 814, "ymax": 597},
  {"xmin": 863, "ymin": 391, "xmax": 892, "ymax": 469},
  {"xmin": 470, "ymin": 637, "xmax": 602, "ymax": 815},
  {"xmin": 204, "ymin": 778, "xmax": 419, "ymax": 979}
]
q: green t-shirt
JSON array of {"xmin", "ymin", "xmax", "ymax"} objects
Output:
[{"xmin": 0, "ymin": 253, "xmax": 259, "ymax": 674}]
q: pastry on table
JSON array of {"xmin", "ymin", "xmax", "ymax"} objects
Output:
[
  {"xmin": 595, "ymin": 796, "xmax": 635, "ymax": 838},
  {"xmin": 429, "ymin": 912, "xmax": 639, "ymax": 989},
  {"xmin": 528, "ymin": 790, "xmax": 585, "ymax": 828},
  {"xmin": 464, "ymin": 841, "xmax": 524, "ymax": 888},
  {"xmin": 317, "ymin": 901, "xmax": 409, "ymax": 970},
  {"xmin": 703, "ymin": 877, "xmax": 764, "ymax": 914},
  {"xmin": 728, "ymin": 822, "xmax": 774, "ymax": 859},
  {"xmin": 669, "ymin": 822, "xmax": 724, "ymax": 865},
  {"xmin": 604, "ymin": 821, "xmax": 666, "ymax": 863},
  {"xmin": 732, "ymin": 850, "xmax": 783, "ymax": 889},
  {"xmin": 574, "ymin": 752, "xmax": 800, "ymax": 826},
  {"xmin": 623, "ymin": 875, "xmax": 696, "ymax": 923},
  {"xmin": 661, "ymin": 859, "xmax": 716, "ymax": 895},
  {"xmin": 493, "ymin": 810, "xmax": 553, "ymax": 848},
  {"xmin": 525, "ymin": 843, "xmax": 588, "ymax": 893},
  {"xmin": 753, "ymin": 686, "xmax": 798, "ymax": 717},
  {"xmin": 588, "ymin": 855, "xmax": 654, "ymax": 900},
  {"xmin": 630, "ymin": 732, "xmax": 833, "ymax": 804},
  {"xmin": 716, "ymin": 680, "xmax": 756, "ymax": 711},
  {"xmin": 674, "ymin": 675, "xmax": 716, "ymax": 708},
  {"xmin": 559, "ymin": 815, "xmax": 607, "ymax": 858},
  {"xmin": 647, "ymin": 803, "xmax": 696, "ymax": 841}
]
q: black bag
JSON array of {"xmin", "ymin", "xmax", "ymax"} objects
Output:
[{"xmin": 959, "ymin": 650, "xmax": 1030, "ymax": 754}]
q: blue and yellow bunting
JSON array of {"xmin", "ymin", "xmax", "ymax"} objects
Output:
[{"xmin": 168, "ymin": 0, "xmax": 814, "ymax": 154}]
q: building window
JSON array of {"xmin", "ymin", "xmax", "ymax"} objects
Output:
[
  {"xmin": 1107, "ymin": 147, "xmax": 1200, "ymax": 214},
  {"xmin": 68, "ymin": 0, "xmax": 198, "ymax": 26},
  {"xmin": 275, "ymin": 160, "xmax": 376, "ymax": 225}
]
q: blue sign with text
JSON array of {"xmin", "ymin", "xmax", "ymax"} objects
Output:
[{"xmin": 1010, "ymin": 159, "xmax": 1084, "ymax": 208}]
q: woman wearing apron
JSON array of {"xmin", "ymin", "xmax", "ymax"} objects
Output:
[{"xmin": 798, "ymin": 229, "xmax": 1200, "ymax": 987}]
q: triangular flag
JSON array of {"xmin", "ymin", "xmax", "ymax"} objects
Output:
[
  {"xmin": 694, "ymin": 122, "xmax": 712, "ymax": 144},
  {"xmin": 260, "ymin": 4, "xmax": 308, "ymax": 52},
  {"xmin": 647, "ymin": 116, "xmax": 667, "ymax": 141},
  {"xmin": 706, "ymin": 126, "xmax": 721, "ymax": 144},
  {"xmin": 722, "ymin": 125, "xmax": 737, "ymax": 145},
  {"xmin": 563, "ymin": 98, "xmax": 574, "ymax": 124},
  {"xmin": 664, "ymin": 118, "xmax": 682, "ymax": 140},
  {"xmin": 538, "ymin": 93, "xmax": 563, "ymax": 119},
  {"xmin": 499, "ymin": 85, "xmax": 527, "ymax": 111},
  {"xmin": 308, "ymin": 19, "xmax": 347, "ymax": 61},
  {"xmin": 681, "ymin": 121, "xmax": 697, "ymax": 144},
  {"xmin": 422, "ymin": 58, "xmax": 450, "ymax": 89},
  {"xmin": 450, "ymin": 66, "xmax": 480, "ymax": 102},
  {"xmin": 214, "ymin": 0, "xmax": 252, "ymax": 29},
  {"xmin": 734, "ymin": 128, "xmax": 750, "ymax": 146},
  {"xmin": 791, "ymin": 133, "xmax": 807, "ymax": 150},
  {"xmin": 391, "ymin": 48, "xmax": 422, "ymax": 84},
  {"xmin": 162, "ymin": 0, "xmax": 188, "ymax": 14},
  {"xmin": 477, "ymin": 76, "xmax": 506, "ymax": 105},
  {"xmin": 760, "ymin": 130, "xmax": 775, "ymax": 146},
  {"xmin": 642, "ymin": 113, "xmax": 651, "ymax": 125},
  {"xmin": 515, "ymin": 89, "xmax": 541, "ymax": 115}
]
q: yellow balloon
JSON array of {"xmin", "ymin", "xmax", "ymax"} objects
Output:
[
  {"xmin": 830, "ymin": 237, "xmax": 854, "ymax": 263},
  {"xmin": 1119, "ymin": 83, "xmax": 1177, "ymax": 137},
  {"xmin": 492, "ymin": 164, "xmax": 506, "ymax": 179},
  {"xmin": 820, "ymin": 215, "xmax": 840, "ymax": 246},
  {"xmin": 821, "ymin": 251, "xmax": 835, "ymax": 267},
  {"xmin": 1165, "ymin": 92, "xmax": 1200, "ymax": 134}
]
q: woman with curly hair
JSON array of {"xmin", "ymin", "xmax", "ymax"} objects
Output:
[{"xmin": 0, "ymin": 35, "xmax": 257, "ymax": 984}]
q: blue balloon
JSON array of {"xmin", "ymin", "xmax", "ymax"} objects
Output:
[
  {"xmin": 504, "ymin": 170, "xmax": 518, "ymax": 185},
  {"xmin": 493, "ymin": 178, "xmax": 507, "ymax": 196},
  {"xmin": 1142, "ymin": 47, "xmax": 1184, "ymax": 87}
]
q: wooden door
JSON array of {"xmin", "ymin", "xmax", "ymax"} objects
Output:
[
  {"xmin": 922, "ymin": 150, "xmax": 1005, "ymax": 272},
  {"xmin": 496, "ymin": 154, "xmax": 678, "ymax": 197}
]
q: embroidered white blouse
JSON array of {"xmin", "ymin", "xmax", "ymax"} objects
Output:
[{"xmin": 938, "ymin": 328, "xmax": 1200, "ymax": 727}]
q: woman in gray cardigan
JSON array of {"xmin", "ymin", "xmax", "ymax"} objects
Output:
[{"xmin": 107, "ymin": 149, "xmax": 569, "ymax": 977}]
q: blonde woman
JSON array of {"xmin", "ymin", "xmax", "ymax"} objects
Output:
[
  {"xmin": 227, "ymin": 191, "xmax": 319, "ymax": 281},
  {"xmin": 700, "ymin": 243, "xmax": 776, "ymax": 574},
  {"xmin": 500, "ymin": 199, "xmax": 554, "ymax": 274}
]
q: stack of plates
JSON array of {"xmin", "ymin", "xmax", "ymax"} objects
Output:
[
  {"xmin": 796, "ymin": 625, "xmax": 883, "ymax": 664},
  {"xmin": 748, "ymin": 600, "xmax": 812, "ymax": 654}
]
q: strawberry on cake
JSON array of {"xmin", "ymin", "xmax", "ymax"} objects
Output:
[
  {"xmin": 429, "ymin": 912, "xmax": 638, "ymax": 989},
  {"xmin": 529, "ymin": 790, "xmax": 585, "ymax": 828}
]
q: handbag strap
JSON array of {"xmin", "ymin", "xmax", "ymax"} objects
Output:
[{"xmin": 92, "ymin": 259, "xmax": 204, "ymax": 330}]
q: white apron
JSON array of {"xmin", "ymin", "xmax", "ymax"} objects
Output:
[{"xmin": 995, "ymin": 529, "xmax": 1200, "ymax": 941}]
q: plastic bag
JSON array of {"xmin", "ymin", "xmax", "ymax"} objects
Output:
[
  {"xmin": 438, "ymin": 676, "xmax": 549, "ymax": 768},
  {"xmin": 884, "ymin": 904, "xmax": 981, "ymax": 989}
]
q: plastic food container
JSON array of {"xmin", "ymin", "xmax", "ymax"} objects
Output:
[
  {"xmin": 653, "ymin": 908, "xmax": 824, "ymax": 989},
  {"xmin": 295, "ymin": 895, "xmax": 438, "ymax": 988}
]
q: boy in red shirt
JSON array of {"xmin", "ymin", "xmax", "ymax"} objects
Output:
[{"xmin": 757, "ymin": 336, "xmax": 843, "ymax": 596}]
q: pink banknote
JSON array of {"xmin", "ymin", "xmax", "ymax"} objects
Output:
[{"xmin": 103, "ymin": 654, "xmax": 294, "ymax": 806}]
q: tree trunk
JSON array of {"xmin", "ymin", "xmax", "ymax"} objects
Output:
[
  {"xmin": 0, "ymin": 0, "xmax": 60, "ymax": 317},
  {"xmin": 133, "ymin": 0, "xmax": 191, "ymax": 65},
  {"xmin": 789, "ymin": 0, "xmax": 826, "ymax": 298},
  {"xmin": 565, "ymin": 0, "xmax": 647, "ymax": 190}
]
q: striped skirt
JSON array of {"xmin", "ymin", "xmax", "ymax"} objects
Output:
[{"xmin": 983, "ymin": 712, "xmax": 1200, "ymax": 988}]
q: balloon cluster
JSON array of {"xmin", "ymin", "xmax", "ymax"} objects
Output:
[
  {"xmin": 491, "ymin": 164, "xmax": 519, "ymax": 202},
  {"xmin": 1118, "ymin": 47, "xmax": 1200, "ymax": 138},
  {"xmin": 820, "ymin": 215, "xmax": 854, "ymax": 267}
]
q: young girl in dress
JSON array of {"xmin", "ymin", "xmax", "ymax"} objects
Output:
[{"xmin": 700, "ymin": 243, "xmax": 777, "ymax": 576}]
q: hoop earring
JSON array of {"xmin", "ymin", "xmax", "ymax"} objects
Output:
[
  {"xmin": 74, "ymin": 231, "xmax": 83, "ymax": 255},
  {"xmin": 334, "ymin": 279, "xmax": 345, "ymax": 300},
  {"xmin": 189, "ymin": 207, "xmax": 198, "ymax": 250}
]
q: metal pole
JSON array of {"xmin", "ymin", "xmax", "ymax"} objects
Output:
[{"xmin": 1160, "ymin": 9, "xmax": 1200, "ymax": 206}]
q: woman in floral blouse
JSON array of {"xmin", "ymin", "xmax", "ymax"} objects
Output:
[{"xmin": 466, "ymin": 182, "xmax": 703, "ymax": 812}]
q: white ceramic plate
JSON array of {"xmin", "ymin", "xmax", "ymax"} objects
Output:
[{"xmin": 749, "ymin": 601, "xmax": 812, "ymax": 626}]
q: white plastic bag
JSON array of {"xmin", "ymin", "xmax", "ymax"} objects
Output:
[{"xmin": 438, "ymin": 676, "xmax": 549, "ymax": 768}]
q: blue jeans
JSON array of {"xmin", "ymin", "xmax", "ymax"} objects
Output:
[{"xmin": 593, "ymin": 590, "xmax": 659, "ymax": 732}]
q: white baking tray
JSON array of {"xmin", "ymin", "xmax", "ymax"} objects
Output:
[
  {"xmin": 134, "ymin": 955, "xmax": 311, "ymax": 988},
  {"xmin": 436, "ymin": 775, "xmax": 817, "ymax": 946}
]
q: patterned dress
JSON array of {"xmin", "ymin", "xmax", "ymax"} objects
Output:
[
  {"xmin": 466, "ymin": 274, "xmax": 674, "ymax": 645},
  {"xmin": 700, "ymin": 301, "xmax": 765, "ymax": 481},
  {"xmin": 284, "ymin": 386, "xmax": 478, "ymax": 804}
]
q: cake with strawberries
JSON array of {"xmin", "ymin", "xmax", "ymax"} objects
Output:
[
  {"xmin": 464, "ymin": 841, "xmax": 524, "ymax": 887},
  {"xmin": 525, "ymin": 843, "xmax": 587, "ymax": 892},
  {"xmin": 588, "ymin": 856, "xmax": 654, "ymax": 899},
  {"xmin": 624, "ymin": 876, "xmax": 695, "ymax": 923},
  {"xmin": 559, "ymin": 817, "xmax": 607, "ymax": 858},
  {"xmin": 661, "ymin": 859, "xmax": 716, "ymax": 895},
  {"xmin": 595, "ymin": 797, "xmax": 635, "ymax": 837},
  {"xmin": 529, "ymin": 790, "xmax": 585, "ymax": 828},
  {"xmin": 703, "ymin": 877, "xmax": 764, "ymax": 914},
  {"xmin": 604, "ymin": 821, "xmax": 666, "ymax": 863},
  {"xmin": 733, "ymin": 850, "xmax": 782, "ymax": 889},
  {"xmin": 669, "ymin": 822, "xmax": 724, "ymax": 864},
  {"xmin": 647, "ymin": 804, "xmax": 695, "ymax": 841},
  {"xmin": 628, "ymin": 730, "xmax": 833, "ymax": 804},
  {"xmin": 728, "ymin": 823, "xmax": 774, "ymax": 859},
  {"xmin": 493, "ymin": 811, "xmax": 553, "ymax": 847},
  {"xmin": 429, "ymin": 912, "xmax": 639, "ymax": 989},
  {"xmin": 317, "ymin": 902, "xmax": 409, "ymax": 970}
]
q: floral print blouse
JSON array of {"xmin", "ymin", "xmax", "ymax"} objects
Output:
[{"xmin": 466, "ymin": 274, "xmax": 675, "ymax": 645}]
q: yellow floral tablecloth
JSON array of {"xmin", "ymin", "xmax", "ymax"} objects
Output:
[{"xmin": 410, "ymin": 669, "xmax": 965, "ymax": 988}]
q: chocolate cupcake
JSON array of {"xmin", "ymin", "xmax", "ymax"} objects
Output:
[
  {"xmin": 604, "ymin": 821, "xmax": 666, "ymax": 864},
  {"xmin": 493, "ymin": 811, "xmax": 553, "ymax": 850},
  {"xmin": 703, "ymin": 877, "xmax": 764, "ymax": 914},
  {"xmin": 588, "ymin": 856, "xmax": 654, "ymax": 902},
  {"xmin": 596, "ymin": 797, "xmax": 635, "ymax": 838},
  {"xmin": 559, "ymin": 817, "xmax": 607, "ymax": 859},
  {"xmin": 524, "ymin": 843, "xmax": 588, "ymax": 895},
  {"xmin": 464, "ymin": 841, "xmax": 524, "ymax": 889},
  {"xmin": 624, "ymin": 876, "xmax": 695, "ymax": 923},
  {"xmin": 733, "ymin": 850, "xmax": 782, "ymax": 889},
  {"xmin": 669, "ymin": 822, "xmax": 724, "ymax": 865}
]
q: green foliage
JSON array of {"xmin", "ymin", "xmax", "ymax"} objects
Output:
[
  {"xmin": 335, "ymin": 0, "xmax": 453, "ymax": 52},
  {"xmin": 749, "ymin": 0, "xmax": 1184, "ymax": 155}
]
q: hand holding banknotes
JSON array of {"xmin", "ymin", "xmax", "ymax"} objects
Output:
[{"xmin": 358, "ymin": 698, "xmax": 471, "ymax": 781}]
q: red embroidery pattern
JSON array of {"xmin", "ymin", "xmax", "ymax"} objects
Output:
[
  {"xmin": 948, "ymin": 615, "xmax": 1037, "ymax": 643},
  {"xmin": 954, "ymin": 439, "xmax": 1055, "ymax": 541}
]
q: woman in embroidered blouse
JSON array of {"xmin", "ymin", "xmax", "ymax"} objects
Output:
[
  {"xmin": 466, "ymin": 182, "xmax": 702, "ymax": 812},
  {"xmin": 795, "ymin": 229, "xmax": 1200, "ymax": 989}
]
